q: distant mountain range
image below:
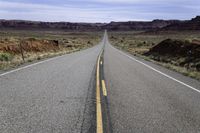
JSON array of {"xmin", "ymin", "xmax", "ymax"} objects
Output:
[
  {"xmin": 161, "ymin": 16, "xmax": 200, "ymax": 31},
  {"xmin": 0, "ymin": 16, "xmax": 199, "ymax": 31},
  {"xmin": 0, "ymin": 20, "xmax": 104, "ymax": 31}
]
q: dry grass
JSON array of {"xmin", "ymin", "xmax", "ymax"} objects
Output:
[
  {"xmin": 109, "ymin": 31, "xmax": 200, "ymax": 80},
  {"xmin": 0, "ymin": 30, "xmax": 101, "ymax": 70}
]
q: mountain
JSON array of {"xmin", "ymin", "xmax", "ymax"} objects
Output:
[
  {"xmin": 0, "ymin": 19, "xmax": 178, "ymax": 31},
  {"xmin": 0, "ymin": 20, "xmax": 105, "ymax": 31},
  {"xmin": 0, "ymin": 16, "xmax": 199, "ymax": 31},
  {"xmin": 161, "ymin": 16, "xmax": 200, "ymax": 31},
  {"xmin": 103, "ymin": 20, "xmax": 179, "ymax": 31}
]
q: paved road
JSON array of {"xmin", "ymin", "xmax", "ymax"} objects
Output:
[
  {"xmin": 0, "ymin": 43, "xmax": 103, "ymax": 132},
  {"xmin": 1, "ymin": 31, "xmax": 200, "ymax": 133},
  {"xmin": 103, "ymin": 32, "xmax": 200, "ymax": 132}
]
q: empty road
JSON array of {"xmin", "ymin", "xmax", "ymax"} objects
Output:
[
  {"xmin": 1, "ymin": 31, "xmax": 200, "ymax": 133},
  {"xmin": 103, "ymin": 32, "xmax": 200, "ymax": 133},
  {"xmin": 0, "ymin": 43, "xmax": 103, "ymax": 132}
]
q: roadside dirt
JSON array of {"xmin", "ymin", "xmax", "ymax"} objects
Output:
[
  {"xmin": 0, "ymin": 38, "xmax": 60, "ymax": 54},
  {"xmin": 146, "ymin": 39, "xmax": 200, "ymax": 71}
]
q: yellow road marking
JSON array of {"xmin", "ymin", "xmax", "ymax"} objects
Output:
[
  {"xmin": 101, "ymin": 80, "xmax": 107, "ymax": 96},
  {"xmin": 96, "ymin": 51, "xmax": 103, "ymax": 133}
]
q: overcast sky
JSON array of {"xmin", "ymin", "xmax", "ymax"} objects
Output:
[{"xmin": 0, "ymin": 0, "xmax": 199, "ymax": 22}]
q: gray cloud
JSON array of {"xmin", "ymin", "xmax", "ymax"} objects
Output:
[{"xmin": 0, "ymin": 0, "xmax": 199, "ymax": 22}]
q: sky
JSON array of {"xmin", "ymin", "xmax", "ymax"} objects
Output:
[{"xmin": 0, "ymin": 0, "xmax": 199, "ymax": 22}]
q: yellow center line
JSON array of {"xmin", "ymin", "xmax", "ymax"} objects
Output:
[
  {"xmin": 101, "ymin": 80, "xmax": 107, "ymax": 96},
  {"xmin": 96, "ymin": 51, "xmax": 103, "ymax": 133}
]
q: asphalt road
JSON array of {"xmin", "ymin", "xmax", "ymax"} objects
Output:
[
  {"xmin": 1, "ymin": 31, "xmax": 200, "ymax": 133},
  {"xmin": 0, "ymin": 43, "xmax": 103, "ymax": 133},
  {"xmin": 103, "ymin": 32, "xmax": 200, "ymax": 132}
]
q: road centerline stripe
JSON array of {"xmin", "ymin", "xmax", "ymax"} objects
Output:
[
  {"xmin": 96, "ymin": 50, "xmax": 103, "ymax": 133},
  {"xmin": 111, "ymin": 45, "xmax": 200, "ymax": 93},
  {"xmin": 102, "ymin": 80, "xmax": 107, "ymax": 96}
]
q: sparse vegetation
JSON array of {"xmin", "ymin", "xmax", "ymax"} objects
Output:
[
  {"xmin": 0, "ymin": 52, "xmax": 13, "ymax": 61},
  {"xmin": 0, "ymin": 30, "xmax": 101, "ymax": 70},
  {"xmin": 109, "ymin": 31, "xmax": 200, "ymax": 80}
]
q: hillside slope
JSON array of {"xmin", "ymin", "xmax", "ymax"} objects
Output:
[
  {"xmin": 0, "ymin": 19, "xmax": 179, "ymax": 31},
  {"xmin": 162, "ymin": 16, "xmax": 200, "ymax": 31}
]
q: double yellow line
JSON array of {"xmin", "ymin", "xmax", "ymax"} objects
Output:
[
  {"xmin": 96, "ymin": 50, "xmax": 108, "ymax": 133},
  {"xmin": 101, "ymin": 80, "xmax": 107, "ymax": 96},
  {"xmin": 96, "ymin": 50, "xmax": 103, "ymax": 133}
]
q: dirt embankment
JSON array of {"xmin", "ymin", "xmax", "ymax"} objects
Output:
[
  {"xmin": 0, "ymin": 38, "xmax": 60, "ymax": 54},
  {"xmin": 145, "ymin": 39, "xmax": 200, "ymax": 71}
]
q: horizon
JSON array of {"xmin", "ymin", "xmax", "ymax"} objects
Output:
[
  {"xmin": 0, "ymin": 17, "xmax": 196, "ymax": 23},
  {"xmin": 0, "ymin": 0, "xmax": 199, "ymax": 23}
]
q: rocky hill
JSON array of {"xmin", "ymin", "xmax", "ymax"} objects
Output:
[
  {"xmin": 0, "ymin": 16, "xmax": 199, "ymax": 31},
  {"xmin": 0, "ymin": 20, "xmax": 105, "ymax": 31},
  {"xmin": 145, "ymin": 39, "xmax": 200, "ymax": 71},
  {"xmin": 161, "ymin": 16, "xmax": 200, "ymax": 31},
  {"xmin": 103, "ymin": 20, "xmax": 179, "ymax": 31},
  {"xmin": 0, "ymin": 19, "xmax": 178, "ymax": 31}
]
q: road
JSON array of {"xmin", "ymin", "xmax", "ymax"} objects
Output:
[
  {"xmin": 0, "ymin": 43, "xmax": 103, "ymax": 132},
  {"xmin": 1, "ymin": 31, "xmax": 200, "ymax": 133},
  {"xmin": 103, "ymin": 32, "xmax": 200, "ymax": 132}
]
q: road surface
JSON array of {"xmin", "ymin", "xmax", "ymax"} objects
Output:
[
  {"xmin": 0, "ymin": 43, "xmax": 103, "ymax": 132},
  {"xmin": 103, "ymin": 32, "xmax": 200, "ymax": 132},
  {"xmin": 1, "ymin": 31, "xmax": 200, "ymax": 133}
]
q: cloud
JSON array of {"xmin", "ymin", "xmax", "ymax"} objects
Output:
[
  {"xmin": 0, "ymin": 1, "xmax": 130, "ymax": 22},
  {"xmin": 71, "ymin": 0, "xmax": 189, "ymax": 5},
  {"xmin": 0, "ymin": 0, "xmax": 199, "ymax": 22}
]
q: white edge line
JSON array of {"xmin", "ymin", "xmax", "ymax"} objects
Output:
[
  {"xmin": 0, "ymin": 55, "xmax": 63, "ymax": 77},
  {"xmin": 110, "ymin": 45, "xmax": 200, "ymax": 93},
  {"xmin": 0, "ymin": 44, "xmax": 103, "ymax": 77}
]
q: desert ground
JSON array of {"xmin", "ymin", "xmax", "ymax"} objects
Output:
[
  {"xmin": 1, "ymin": 29, "xmax": 200, "ymax": 81},
  {"xmin": 0, "ymin": 30, "xmax": 101, "ymax": 70},
  {"xmin": 109, "ymin": 31, "xmax": 200, "ymax": 80}
]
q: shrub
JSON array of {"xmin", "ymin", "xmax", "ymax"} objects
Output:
[
  {"xmin": 0, "ymin": 52, "xmax": 13, "ymax": 61},
  {"xmin": 27, "ymin": 59, "xmax": 33, "ymax": 62},
  {"xmin": 37, "ymin": 57, "xmax": 41, "ymax": 60},
  {"xmin": 196, "ymin": 62, "xmax": 200, "ymax": 71},
  {"xmin": 87, "ymin": 41, "xmax": 91, "ymax": 44}
]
